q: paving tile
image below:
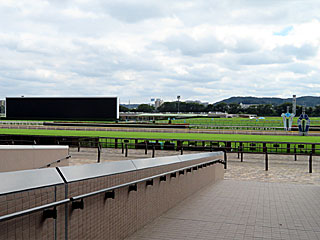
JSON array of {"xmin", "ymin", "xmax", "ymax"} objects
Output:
[{"xmin": 125, "ymin": 180, "xmax": 320, "ymax": 240}]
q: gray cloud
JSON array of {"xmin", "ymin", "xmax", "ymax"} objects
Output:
[
  {"xmin": 231, "ymin": 38, "xmax": 260, "ymax": 53},
  {"xmin": 100, "ymin": 1, "xmax": 165, "ymax": 23},
  {"xmin": 0, "ymin": 0, "xmax": 320, "ymax": 103},
  {"xmin": 277, "ymin": 44, "xmax": 318, "ymax": 60},
  {"xmin": 236, "ymin": 51, "xmax": 293, "ymax": 65},
  {"xmin": 281, "ymin": 62, "xmax": 316, "ymax": 74},
  {"xmin": 163, "ymin": 34, "xmax": 224, "ymax": 56}
]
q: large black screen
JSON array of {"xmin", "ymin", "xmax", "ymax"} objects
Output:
[{"xmin": 6, "ymin": 97, "xmax": 118, "ymax": 120}]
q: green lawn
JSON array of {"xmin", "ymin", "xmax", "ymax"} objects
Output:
[
  {"xmin": 157, "ymin": 117, "xmax": 320, "ymax": 127},
  {"xmin": 1, "ymin": 128, "xmax": 319, "ymax": 143}
]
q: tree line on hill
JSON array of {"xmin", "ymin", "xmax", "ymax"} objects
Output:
[
  {"xmin": 216, "ymin": 96, "xmax": 320, "ymax": 107},
  {"xmin": 120, "ymin": 102, "xmax": 320, "ymax": 116}
]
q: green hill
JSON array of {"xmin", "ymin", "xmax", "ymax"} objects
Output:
[{"xmin": 215, "ymin": 96, "xmax": 320, "ymax": 107}]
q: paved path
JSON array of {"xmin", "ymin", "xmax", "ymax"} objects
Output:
[
  {"xmin": 225, "ymin": 153, "xmax": 320, "ymax": 185},
  {"xmin": 126, "ymin": 180, "xmax": 320, "ymax": 240}
]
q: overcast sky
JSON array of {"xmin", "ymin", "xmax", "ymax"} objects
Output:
[{"xmin": 0, "ymin": 0, "xmax": 319, "ymax": 104}]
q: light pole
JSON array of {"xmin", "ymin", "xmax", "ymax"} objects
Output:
[{"xmin": 177, "ymin": 95, "xmax": 180, "ymax": 113}]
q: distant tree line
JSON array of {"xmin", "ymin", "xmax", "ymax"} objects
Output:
[
  {"xmin": 215, "ymin": 96, "xmax": 320, "ymax": 107},
  {"xmin": 120, "ymin": 102, "xmax": 320, "ymax": 117},
  {"xmin": 120, "ymin": 104, "xmax": 155, "ymax": 113},
  {"xmin": 213, "ymin": 102, "xmax": 320, "ymax": 117}
]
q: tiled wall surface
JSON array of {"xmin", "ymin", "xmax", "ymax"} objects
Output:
[
  {"xmin": 0, "ymin": 154, "xmax": 224, "ymax": 240},
  {"xmin": 0, "ymin": 184, "xmax": 65, "ymax": 239}
]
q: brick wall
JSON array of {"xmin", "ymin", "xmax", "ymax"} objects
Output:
[{"xmin": 0, "ymin": 184, "xmax": 65, "ymax": 239}]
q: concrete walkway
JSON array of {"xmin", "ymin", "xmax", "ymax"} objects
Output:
[
  {"xmin": 126, "ymin": 180, "xmax": 320, "ymax": 240},
  {"xmin": 225, "ymin": 153, "xmax": 320, "ymax": 185}
]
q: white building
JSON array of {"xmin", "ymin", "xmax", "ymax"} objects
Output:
[
  {"xmin": 0, "ymin": 100, "xmax": 5, "ymax": 114},
  {"xmin": 154, "ymin": 98, "xmax": 164, "ymax": 109},
  {"xmin": 239, "ymin": 102, "xmax": 258, "ymax": 109}
]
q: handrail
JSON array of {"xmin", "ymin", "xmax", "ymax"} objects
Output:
[
  {"xmin": 0, "ymin": 199, "xmax": 70, "ymax": 222},
  {"xmin": 108, "ymin": 142, "xmax": 320, "ymax": 156},
  {"xmin": 0, "ymin": 158, "xmax": 224, "ymax": 222},
  {"xmin": 38, "ymin": 155, "xmax": 71, "ymax": 169}
]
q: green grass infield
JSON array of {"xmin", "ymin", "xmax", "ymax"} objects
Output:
[{"xmin": 0, "ymin": 128, "xmax": 319, "ymax": 143}]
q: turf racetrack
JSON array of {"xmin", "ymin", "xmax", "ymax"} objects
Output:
[{"xmin": 0, "ymin": 128, "xmax": 319, "ymax": 143}]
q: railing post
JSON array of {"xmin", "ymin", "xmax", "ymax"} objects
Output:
[
  {"xmin": 263, "ymin": 143, "xmax": 267, "ymax": 153},
  {"xmin": 287, "ymin": 144, "xmax": 290, "ymax": 153},
  {"xmin": 294, "ymin": 146, "xmax": 297, "ymax": 161},
  {"xmin": 122, "ymin": 142, "xmax": 124, "ymax": 154},
  {"xmin": 224, "ymin": 150, "xmax": 227, "ymax": 169},
  {"xmin": 78, "ymin": 142, "xmax": 81, "ymax": 152},
  {"xmin": 97, "ymin": 143, "xmax": 101, "ymax": 163},
  {"xmin": 125, "ymin": 144, "xmax": 128, "ymax": 157},
  {"xmin": 115, "ymin": 138, "xmax": 118, "ymax": 149},
  {"xmin": 152, "ymin": 144, "xmax": 155, "ymax": 158},
  {"xmin": 145, "ymin": 142, "xmax": 148, "ymax": 155},
  {"xmin": 265, "ymin": 152, "xmax": 268, "ymax": 171},
  {"xmin": 176, "ymin": 140, "xmax": 180, "ymax": 151},
  {"xmin": 312, "ymin": 144, "xmax": 316, "ymax": 154},
  {"xmin": 309, "ymin": 153, "xmax": 312, "ymax": 173}
]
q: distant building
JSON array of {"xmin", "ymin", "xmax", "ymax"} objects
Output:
[
  {"xmin": 155, "ymin": 99, "xmax": 164, "ymax": 109},
  {"xmin": 0, "ymin": 100, "xmax": 5, "ymax": 114},
  {"xmin": 239, "ymin": 103, "xmax": 258, "ymax": 109}
]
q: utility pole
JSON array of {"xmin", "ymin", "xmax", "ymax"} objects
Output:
[
  {"xmin": 177, "ymin": 95, "xmax": 180, "ymax": 113},
  {"xmin": 292, "ymin": 95, "xmax": 297, "ymax": 115}
]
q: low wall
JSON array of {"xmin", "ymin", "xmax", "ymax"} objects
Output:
[
  {"xmin": 0, "ymin": 145, "xmax": 69, "ymax": 172},
  {"xmin": 0, "ymin": 152, "xmax": 224, "ymax": 240}
]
